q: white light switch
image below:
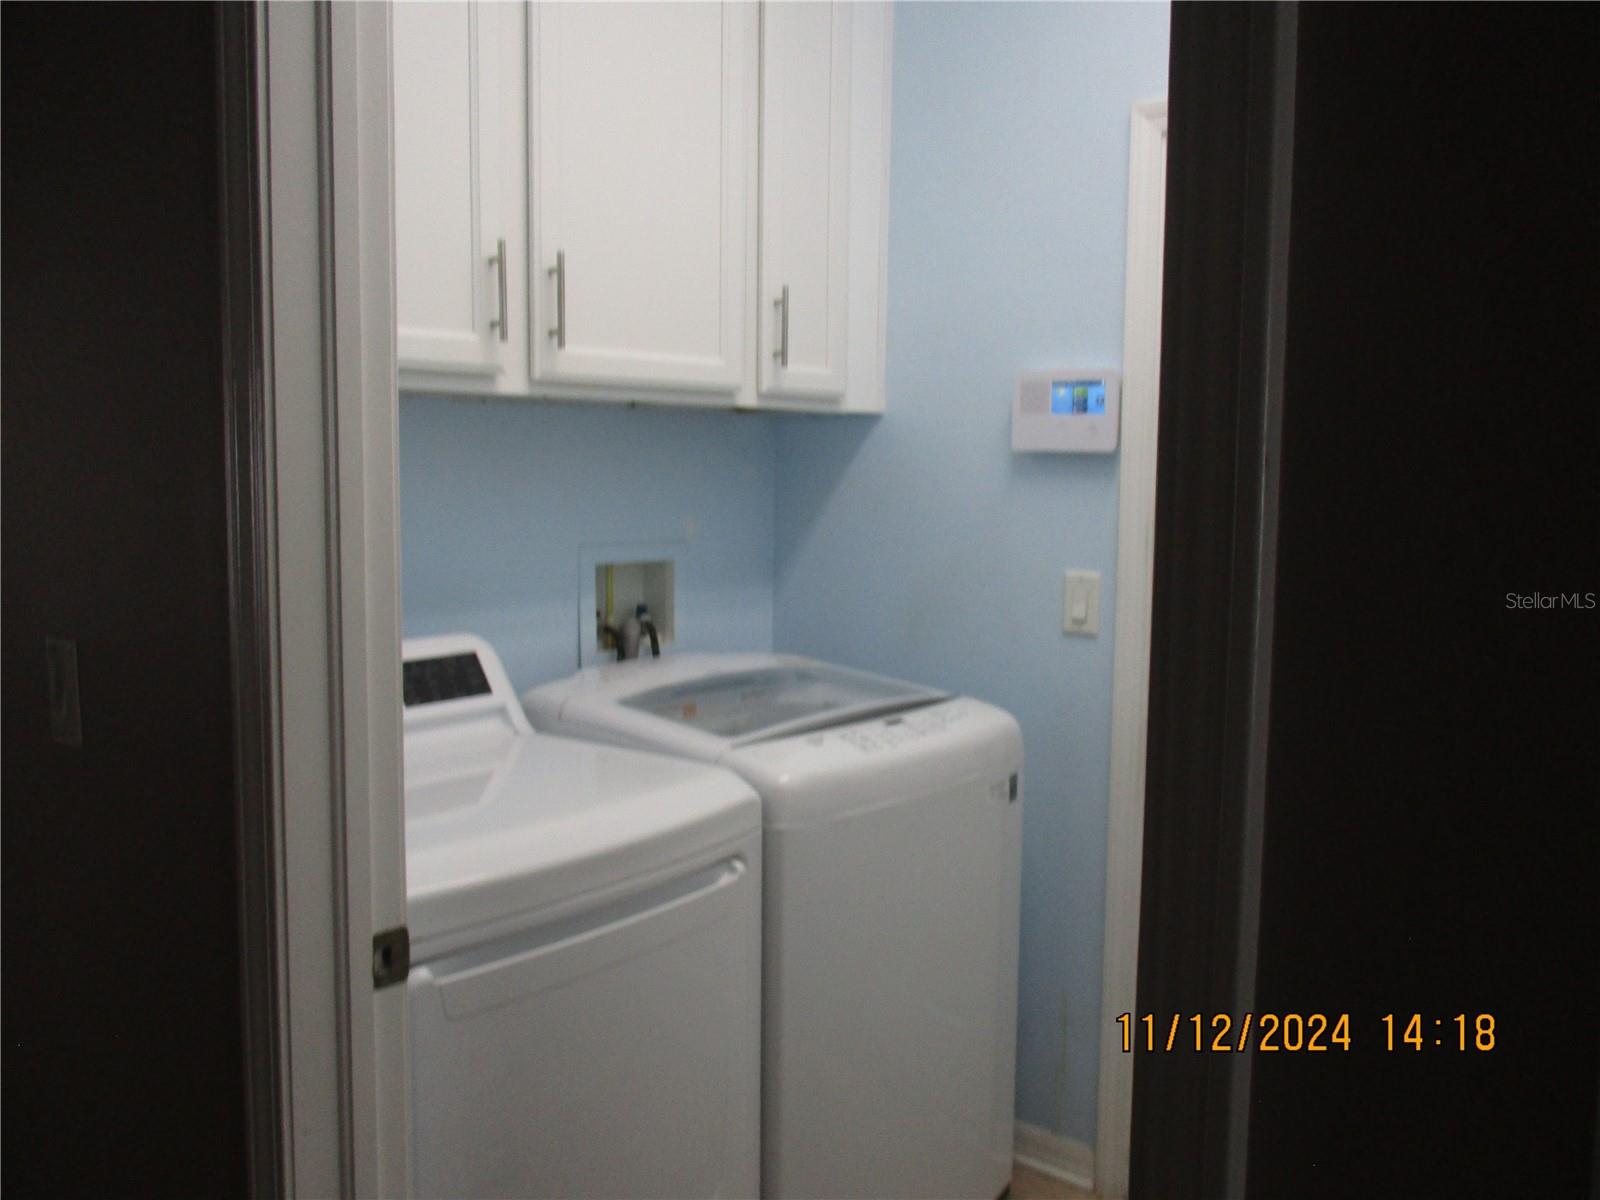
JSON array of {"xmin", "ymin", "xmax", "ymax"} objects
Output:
[{"xmin": 1063, "ymin": 569, "xmax": 1100, "ymax": 637}]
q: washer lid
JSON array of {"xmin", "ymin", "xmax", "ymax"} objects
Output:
[
  {"xmin": 406, "ymin": 731, "xmax": 758, "ymax": 959},
  {"xmin": 622, "ymin": 662, "xmax": 945, "ymax": 742},
  {"xmin": 523, "ymin": 654, "xmax": 948, "ymax": 758}
]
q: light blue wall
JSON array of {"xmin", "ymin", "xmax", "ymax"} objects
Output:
[
  {"xmin": 771, "ymin": 1, "xmax": 1169, "ymax": 1144},
  {"xmin": 400, "ymin": 394, "xmax": 778, "ymax": 692}
]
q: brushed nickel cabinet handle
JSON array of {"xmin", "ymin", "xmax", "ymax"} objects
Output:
[
  {"xmin": 773, "ymin": 284, "xmax": 790, "ymax": 367},
  {"xmin": 547, "ymin": 250, "xmax": 566, "ymax": 348},
  {"xmin": 488, "ymin": 238, "xmax": 508, "ymax": 342}
]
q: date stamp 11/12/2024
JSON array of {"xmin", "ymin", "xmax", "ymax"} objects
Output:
[{"xmin": 1117, "ymin": 1012, "xmax": 1498, "ymax": 1054}]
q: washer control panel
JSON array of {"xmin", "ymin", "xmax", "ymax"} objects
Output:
[{"xmin": 835, "ymin": 701, "xmax": 971, "ymax": 753}]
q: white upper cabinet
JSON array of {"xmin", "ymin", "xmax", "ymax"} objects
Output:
[
  {"xmin": 530, "ymin": 3, "xmax": 757, "ymax": 395},
  {"xmin": 841, "ymin": 2, "xmax": 894, "ymax": 416},
  {"xmin": 393, "ymin": 2, "xmax": 513, "ymax": 377},
  {"xmin": 392, "ymin": 1, "xmax": 891, "ymax": 412},
  {"xmin": 758, "ymin": 2, "xmax": 852, "ymax": 401}
]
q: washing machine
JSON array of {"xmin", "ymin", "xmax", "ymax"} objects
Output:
[
  {"xmin": 523, "ymin": 654, "xmax": 1023, "ymax": 1200},
  {"xmin": 402, "ymin": 635, "xmax": 761, "ymax": 1199}
]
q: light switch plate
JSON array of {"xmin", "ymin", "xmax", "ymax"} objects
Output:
[
  {"xmin": 1063, "ymin": 569, "xmax": 1100, "ymax": 637},
  {"xmin": 46, "ymin": 635, "xmax": 83, "ymax": 746}
]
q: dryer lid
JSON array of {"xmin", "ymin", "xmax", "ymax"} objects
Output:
[
  {"xmin": 405, "ymin": 730, "xmax": 758, "ymax": 961},
  {"xmin": 402, "ymin": 634, "xmax": 759, "ymax": 961}
]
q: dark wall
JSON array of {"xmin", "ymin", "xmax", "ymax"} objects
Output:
[
  {"xmin": 2, "ymin": 3, "xmax": 247, "ymax": 1193},
  {"xmin": 1248, "ymin": 5, "xmax": 1598, "ymax": 1196}
]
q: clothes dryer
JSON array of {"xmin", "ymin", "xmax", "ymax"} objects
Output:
[{"xmin": 404, "ymin": 636, "xmax": 761, "ymax": 1199}]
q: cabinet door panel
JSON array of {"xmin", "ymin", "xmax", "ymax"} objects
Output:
[
  {"xmin": 533, "ymin": 3, "xmax": 754, "ymax": 392},
  {"xmin": 758, "ymin": 1, "xmax": 851, "ymax": 400},
  {"xmin": 394, "ymin": 1, "xmax": 504, "ymax": 375},
  {"xmin": 843, "ymin": 2, "xmax": 893, "ymax": 415}
]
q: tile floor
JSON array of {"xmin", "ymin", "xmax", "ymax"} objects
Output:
[{"xmin": 1011, "ymin": 1162, "xmax": 1097, "ymax": 1200}]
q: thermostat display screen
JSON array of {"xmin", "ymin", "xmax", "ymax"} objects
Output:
[
  {"xmin": 1014, "ymin": 368, "xmax": 1119, "ymax": 452},
  {"xmin": 1050, "ymin": 379, "xmax": 1107, "ymax": 416}
]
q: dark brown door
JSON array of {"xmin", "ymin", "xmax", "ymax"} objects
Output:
[
  {"xmin": 1136, "ymin": 5, "xmax": 1599, "ymax": 1197},
  {"xmin": 2, "ymin": 3, "xmax": 247, "ymax": 1192},
  {"xmin": 1247, "ymin": 7, "xmax": 1599, "ymax": 1195}
]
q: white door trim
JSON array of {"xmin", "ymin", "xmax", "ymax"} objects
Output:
[
  {"xmin": 259, "ymin": 3, "xmax": 407, "ymax": 1195},
  {"xmin": 327, "ymin": 4, "xmax": 409, "ymax": 1195},
  {"xmin": 1095, "ymin": 97, "xmax": 1167, "ymax": 1200}
]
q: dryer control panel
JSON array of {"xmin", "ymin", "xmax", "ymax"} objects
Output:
[
  {"xmin": 404, "ymin": 652, "xmax": 493, "ymax": 707},
  {"xmin": 402, "ymin": 633, "xmax": 532, "ymax": 741}
]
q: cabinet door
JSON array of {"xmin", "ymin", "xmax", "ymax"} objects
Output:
[
  {"xmin": 758, "ymin": 1, "xmax": 851, "ymax": 400},
  {"xmin": 532, "ymin": 3, "xmax": 756, "ymax": 393},
  {"xmin": 394, "ymin": 1, "xmax": 508, "ymax": 376}
]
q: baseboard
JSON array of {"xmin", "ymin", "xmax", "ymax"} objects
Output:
[{"xmin": 1014, "ymin": 1121, "xmax": 1095, "ymax": 1191}]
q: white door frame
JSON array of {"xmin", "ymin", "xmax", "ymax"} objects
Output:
[
  {"xmin": 1095, "ymin": 97, "xmax": 1167, "ymax": 1200},
  {"xmin": 246, "ymin": 3, "xmax": 408, "ymax": 1195}
]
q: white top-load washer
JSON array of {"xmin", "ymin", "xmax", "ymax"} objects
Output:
[
  {"xmin": 523, "ymin": 654, "xmax": 1023, "ymax": 1200},
  {"xmin": 402, "ymin": 635, "xmax": 762, "ymax": 1199}
]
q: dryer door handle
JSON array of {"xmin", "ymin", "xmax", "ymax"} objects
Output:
[{"xmin": 431, "ymin": 857, "xmax": 748, "ymax": 1018}]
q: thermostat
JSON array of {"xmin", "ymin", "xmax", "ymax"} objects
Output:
[{"xmin": 1012, "ymin": 369, "xmax": 1121, "ymax": 453}]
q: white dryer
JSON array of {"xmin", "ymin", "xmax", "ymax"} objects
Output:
[
  {"xmin": 523, "ymin": 654, "xmax": 1023, "ymax": 1200},
  {"xmin": 402, "ymin": 635, "xmax": 761, "ymax": 1199}
]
